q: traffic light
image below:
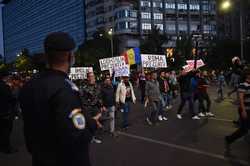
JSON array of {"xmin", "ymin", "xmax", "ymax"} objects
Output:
[
  {"xmin": 166, "ymin": 48, "xmax": 174, "ymax": 58},
  {"xmin": 192, "ymin": 48, "xmax": 196, "ymax": 56}
]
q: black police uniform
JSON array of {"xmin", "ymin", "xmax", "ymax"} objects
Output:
[
  {"xmin": 0, "ymin": 79, "xmax": 16, "ymax": 152},
  {"xmin": 19, "ymin": 32, "xmax": 97, "ymax": 166},
  {"xmin": 19, "ymin": 69, "xmax": 97, "ymax": 166}
]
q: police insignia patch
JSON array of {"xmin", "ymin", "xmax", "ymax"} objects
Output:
[{"xmin": 72, "ymin": 113, "xmax": 86, "ymax": 130}]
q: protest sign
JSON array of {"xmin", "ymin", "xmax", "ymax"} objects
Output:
[
  {"xmin": 99, "ymin": 56, "xmax": 127, "ymax": 71},
  {"xmin": 186, "ymin": 59, "xmax": 205, "ymax": 69},
  {"xmin": 113, "ymin": 65, "xmax": 130, "ymax": 77},
  {"xmin": 141, "ymin": 54, "xmax": 167, "ymax": 68},
  {"xmin": 183, "ymin": 59, "xmax": 205, "ymax": 72},
  {"xmin": 69, "ymin": 67, "xmax": 93, "ymax": 80}
]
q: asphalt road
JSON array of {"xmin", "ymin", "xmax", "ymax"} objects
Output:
[{"xmin": 0, "ymin": 87, "xmax": 249, "ymax": 166}]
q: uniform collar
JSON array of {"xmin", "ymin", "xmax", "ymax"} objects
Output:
[{"xmin": 45, "ymin": 69, "xmax": 68, "ymax": 78}]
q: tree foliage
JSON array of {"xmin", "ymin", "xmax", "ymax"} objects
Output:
[
  {"xmin": 15, "ymin": 49, "xmax": 33, "ymax": 72},
  {"xmin": 140, "ymin": 27, "xmax": 167, "ymax": 54},
  {"xmin": 75, "ymin": 30, "xmax": 119, "ymax": 71}
]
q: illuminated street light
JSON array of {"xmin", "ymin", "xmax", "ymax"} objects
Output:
[
  {"xmin": 221, "ymin": 0, "xmax": 231, "ymax": 10},
  {"xmin": 108, "ymin": 28, "xmax": 114, "ymax": 57},
  {"xmin": 220, "ymin": 0, "xmax": 244, "ymax": 61}
]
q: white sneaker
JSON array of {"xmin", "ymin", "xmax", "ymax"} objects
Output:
[
  {"xmin": 163, "ymin": 117, "xmax": 168, "ymax": 121},
  {"xmin": 91, "ymin": 137, "xmax": 102, "ymax": 144},
  {"xmin": 158, "ymin": 115, "xmax": 163, "ymax": 121},
  {"xmin": 192, "ymin": 115, "xmax": 201, "ymax": 120},
  {"xmin": 198, "ymin": 112, "xmax": 205, "ymax": 117},
  {"xmin": 206, "ymin": 112, "xmax": 215, "ymax": 117},
  {"xmin": 177, "ymin": 114, "xmax": 182, "ymax": 119}
]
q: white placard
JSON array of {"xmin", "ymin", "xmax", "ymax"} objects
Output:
[
  {"xmin": 183, "ymin": 59, "xmax": 205, "ymax": 72},
  {"xmin": 99, "ymin": 56, "xmax": 127, "ymax": 71},
  {"xmin": 113, "ymin": 65, "xmax": 130, "ymax": 77},
  {"xmin": 186, "ymin": 59, "xmax": 205, "ymax": 69},
  {"xmin": 69, "ymin": 67, "xmax": 93, "ymax": 80},
  {"xmin": 141, "ymin": 54, "xmax": 167, "ymax": 68}
]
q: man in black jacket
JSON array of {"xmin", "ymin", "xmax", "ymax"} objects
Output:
[{"xmin": 177, "ymin": 70, "xmax": 200, "ymax": 120}]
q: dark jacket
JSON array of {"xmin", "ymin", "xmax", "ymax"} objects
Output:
[
  {"xmin": 178, "ymin": 73, "xmax": 194, "ymax": 94},
  {"xmin": 19, "ymin": 69, "xmax": 97, "ymax": 166},
  {"xmin": 101, "ymin": 84, "xmax": 115, "ymax": 107}
]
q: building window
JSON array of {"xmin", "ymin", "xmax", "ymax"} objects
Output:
[
  {"xmin": 178, "ymin": 3, "xmax": 187, "ymax": 10},
  {"xmin": 142, "ymin": 23, "xmax": 152, "ymax": 30},
  {"xmin": 154, "ymin": 13, "xmax": 163, "ymax": 20},
  {"xmin": 190, "ymin": 25, "xmax": 198, "ymax": 31},
  {"xmin": 179, "ymin": 24, "xmax": 188, "ymax": 31},
  {"xmin": 129, "ymin": 22, "xmax": 138, "ymax": 29},
  {"xmin": 129, "ymin": 11, "xmax": 137, "ymax": 18},
  {"xmin": 153, "ymin": 2, "xmax": 163, "ymax": 8},
  {"xmin": 166, "ymin": 24, "xmax": 176, "ymax": 31},
  {"xmin": 118, "ymin": 21, "xmax": 129, "ymax": 30},
  {"xmin": 189, "ymin": 4, "xmax": 200, "ymax": 10},
  {"xmin": 155, "ymin": 24, "xmax": 163, "ymax": 31},
  {"xmin": 166, "ymin": 3, "xmax": 175, "ymax": 9},
  {"xmin": 141, "ymin": 1, "xmax": 151, "ymax": 7},
  {"xmin": 141, "ymin": 12, "xmax": 151, "ymax": 19}
]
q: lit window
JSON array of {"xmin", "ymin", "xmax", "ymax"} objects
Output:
[
  {"xmin": 178, "ymin": 3, "xmax": 187, "ymax": 10},
  {"xmin": 166, "ymin": 24, "xmax": 176, "ymax": 31},
  {"xmin": 155, "ymin": 24, "xmax": 163, "ymax": 31},
  {"xmin": 142, "ymin": 23, "xmax": 152, "ymax": 30},
  {"xmin": 154, "ymin": 13, "xmax": 163, "ymax": 20},
  {"xmin": 153, "ymin": 2, "xmax": 163, "ymax": 8},
  {"xmin": 189, "ymin": 4, "xmax": 200, "ymax": 10},
  {"xmin": 141, "ymin": 12, "xmax": 151, "ymax": 19},
  {"xmin": 179, "ymin": 24, "xmax": 188, "ymax": 31},
  {"xmin": 166, "ymin": 3, "xmax": 175, "ymax": 9},
  {"xmin": 141, "ymin": 1, "xmax": 151, "ymax": 7}
]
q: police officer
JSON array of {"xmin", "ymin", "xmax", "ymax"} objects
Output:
[
  {"xmin": 0, "ymin": 72, "xmax": 17, "ymax": 154},
  {"xmin": 19, "ymin": 32, "xmax": 101, "ymax": 166}
]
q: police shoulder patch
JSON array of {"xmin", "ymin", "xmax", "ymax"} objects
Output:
[
  {"xmin": 69, "ymin": 109, "xmax": 86, "ymax": 130},
  {"xmin": 65, "ymin": 79, "xmax": 79, "ymax": 92}
]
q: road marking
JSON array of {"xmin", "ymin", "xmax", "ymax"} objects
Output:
[
  {"xmin": 118, "ymin": 132, "xmax": 249, "ymax": 166},
  {"xmin": 209, "ymin": 117, "xmax": 233, "ymax": 123}
]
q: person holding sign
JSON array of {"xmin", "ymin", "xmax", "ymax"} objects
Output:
[
  {"xmin": 177, "ymin": 69, "xmax": 200, "ymax": 120},
  {"xmin": 116, "ymin": 76, "xmax": 136, "ymax": 129}
]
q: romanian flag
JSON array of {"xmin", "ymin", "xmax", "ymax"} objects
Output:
[{"xmin": 122, "ymin": 47, "xmax": 141, "ymax": 65}]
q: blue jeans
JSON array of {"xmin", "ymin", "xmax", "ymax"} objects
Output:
[
  {"xmin": 159, "ymin": 93, "xmax": 169, "ymax": 116},
  {"xmin": 121, "ymin": 102, "xmax": 131, "ymax": 128}
]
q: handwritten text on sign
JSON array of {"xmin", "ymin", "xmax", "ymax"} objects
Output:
[
  {"xmin": 141, "ymin": 54, "xmax": 167, "ymax": 68},
  {"xmin": 69, "ymin": 67, "xmax": 93, "ymax": 80},
  {"xmin": 113, "ymin": 65, "xmax": 130, "ymax": 77},
  {"xmin": 99, "ymin": 56, "xmax": 127, "ymax": 71}
]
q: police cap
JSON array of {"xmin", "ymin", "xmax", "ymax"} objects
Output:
[{"xmin": 44, "ymin": 32, "xmax": 76, "ymax": 52}]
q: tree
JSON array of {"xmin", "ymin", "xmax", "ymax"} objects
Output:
[
  {"xmin": 15, "ymin": 49, "xmax": 33, "ymax": 72},
  {"xmin": 206, "ymin": 39, "xmax": 240, "ymax": 69},
  {"xmin": 172, "ymin": 35, "xmax": 193, "ymax": 69},
  {"xmin": 75, "ymin": 30, "xmax": 119, "ymax": 71},
  {"xmin": 140, "ymin": 27, "xmax": 167, "ymax": 54}
]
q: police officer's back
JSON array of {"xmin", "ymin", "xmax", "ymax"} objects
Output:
[{"xmin": 19, "ymin": 32, "xmax": 101, "ymax": 166}]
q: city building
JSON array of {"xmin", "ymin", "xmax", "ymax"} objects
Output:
[
  {"xmin": 85, "ymin": 0, "xmax": 217, "ymax": 52},
  {"xmin": 1, "ymin": 0, "xmax": 85, "ymax": 62}
]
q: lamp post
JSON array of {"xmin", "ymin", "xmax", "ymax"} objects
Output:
[
  {"xmin": 221, "ymin": 0, "xmax": 244, "ymax": 61},
  {"xmin": 108, "ymin": 28, "xmax": 114, "ymax": 57}
]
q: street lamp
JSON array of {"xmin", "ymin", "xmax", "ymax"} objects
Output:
[
  {"xmin": 221, "ymin": 0, "xmax": 231, "ymax": 10},
  {"xmin": 108, "ymin": 28, "xmax": 114, "ymax": 57},
  {"xmin": 221, "ymin": 0, "xmax": 244, "ymax": 61}
]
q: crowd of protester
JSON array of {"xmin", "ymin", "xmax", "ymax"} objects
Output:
[
  {"xmin": 0, "ymin": 56, "xmax": 249, "ymax": 156},
  {"xmin": 1, "ymin": 32, "xmax": 249, "ymax": 166}
]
